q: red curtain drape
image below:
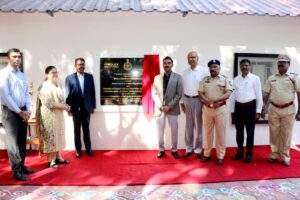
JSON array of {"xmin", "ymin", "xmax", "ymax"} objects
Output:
[{"xmin": 142, "ymin": 55, "xmax": 160, "ymax": 116}]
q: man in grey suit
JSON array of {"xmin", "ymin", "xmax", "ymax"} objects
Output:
[{"xmin": 152, "ymin": 56, "xmax": 183, "ymax": 159}]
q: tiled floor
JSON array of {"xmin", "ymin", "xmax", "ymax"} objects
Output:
[{"xmin": 1, "ymin": 178, "xmax": 300, "ymax": 199}]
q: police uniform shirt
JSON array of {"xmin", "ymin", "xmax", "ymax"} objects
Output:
[
  {"xmin": 264, "ymin": 73, "xmax": 300, "ymax": 105},
  {"xmin": 199, "ymin": 74, "xmax": 232, "ymax": 101}
]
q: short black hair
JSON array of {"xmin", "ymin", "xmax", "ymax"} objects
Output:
[
  {"xmin": 75, "ymin": 58, "xmax": 85, "ymax": 65},
  {"xmin": 163, "ymin": 56, "xmax": 173, "ymax": 63},
  {"xmin": 240, "ymin": 59, "xmax": 251, "ymax": 65},
  {"xmin": 7, "ymin": 48, "xmax": 21, "ymax": 57},
  {"xmin": 45, "ymin": 66, "xmax": 56, "ymax": 74}
]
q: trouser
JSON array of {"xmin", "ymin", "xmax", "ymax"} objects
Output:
[
  {"xmin": 234, "ymin": 100, "xmax": 256, "ymax": 155},
  {"xmin": 156, "ymin": 112, "xmax": 178, "ymax": 152},
  {"xmin": 268, "ymin": 104, "xmax": 295, "ymax": 163},
  {"xmin": 1, "ymin": 106, "xmax": 27, "ymax": 173},
  {"xmin": 72, "ymin": 106, "xmax": 91, "ymax": 152},
  {"xmin": 202, "ymin": 105, "xmax": 227, "ymax": 159},
  {"xmin": 183, "ymin": 96, "xmax": 203, "ymax": 153}
]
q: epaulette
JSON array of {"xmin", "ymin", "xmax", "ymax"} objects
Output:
[
  {"xmin": 288, "ymin": 73, "xmax": 297, "ymax": 85},
  {"xmin": 221, "ymin": 74, "xmax": 229, "ymax": 78}
]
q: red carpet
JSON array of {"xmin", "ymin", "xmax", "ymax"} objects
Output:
[{"xmin": 1, "ymin": 146, "xmax": 300, "ymax": 186}]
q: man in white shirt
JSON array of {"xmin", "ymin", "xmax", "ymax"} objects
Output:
[
  {"xmin": 181, "ymin": 51, "xmax": 209, "ymax": 159},
  {"xmin": 0, "ymin": 48, "xmax": 34, "ymax": 181},
  {"xmin": 231, "ymin": 59, "xmax": 262, "ymax": 163}
]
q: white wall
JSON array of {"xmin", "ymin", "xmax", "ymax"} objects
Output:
[{"xmin": 1, "ymin": 11, "xmax": 300, "ymax": 150}]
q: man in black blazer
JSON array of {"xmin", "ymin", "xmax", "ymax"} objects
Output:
[{"xmin": 65, "ymin": 58, "xmax": 96, "ymax": 158}]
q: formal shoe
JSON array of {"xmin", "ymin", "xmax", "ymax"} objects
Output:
[
  {"xmin": 244, "ymin": 155, "xmax": 253, "ymax": 163},
  {"xmin": 171, "ymin": 152, "xmax": 180, "ymax": 159},
  {"xmin": 195, "ymin": 153, "xmax": 202, "ymax": 160},
  {"xmin": 22, "ymin": 167, "xmax": 35, "ymax": 174},
  {"xmin": 232, "ymin": 153, "xmax": 243, "ymax": 160},
  {"xmin": 55, "ymin": 159, "xmax": 70, "ymax": 164},
  {"xmin": 13, "ymin": 171, "xmax": 29, "ymax": 181},
  {"xmin": 282, "ymin": 161, "xmax": 290, "ymax": 167},
  {"xmin": 157, "ymin": 151, "xmax": 165, "ymax": 158},
  {"xmin": 184, "ymin": 152, "xmax": 192, "ymax": 158},
  {"xmin": 86, "ymin": 150, "xmax": 94, "ymax": 157},
  {"xmin": 76, "ymin": 151, "xmax": 82, "ymax": 158},
  {"xmin": 268, "ymin": 158, "xmax": 278, "ymax": 163},
  {"xmin": 201, "ymin": 156, "xmax": 211, "ymax": 163},
  {"xmin": 48, "ymin": 161, "xmax": 59, "ymax": 168},
  {"xmin": 216, "ymin": 159, "xmax": 224, "ymax": 166}
]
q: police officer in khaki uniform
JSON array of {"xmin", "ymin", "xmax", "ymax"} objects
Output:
[
  {"xmin": 199, "ymin": 59, "xmax": 232, "ymax": 165},
  {"xmin": 262, "ymin": 54, "xmax": 300, "ymax": 167}
]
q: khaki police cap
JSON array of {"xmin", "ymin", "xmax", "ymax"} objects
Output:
[{"xmin": 278, "ymin": 54, "xmax": 290, "ymax": 62}]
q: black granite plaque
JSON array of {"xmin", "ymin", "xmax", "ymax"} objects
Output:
[{"xmin": 100, "ymin": 58, "xmax": 144, "ymax": 105}]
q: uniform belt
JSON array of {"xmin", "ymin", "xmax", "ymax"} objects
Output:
[
  {"xmin": 270, "ymin": 101, "xmax": 293, "ymax": 109},
  {"xmin": 236, "ymin": 99, "xmax": 256, "ymax": 107},
  {"xmin": 1, "ymin": 105, "xmax": 26, "ymax": 111},
  {"xmin": 184, "ymin": 94, "xmax": 199, "ymax": 98},
  {"xmin": 206, "ymin": 101, "xmax": 226, "ymax": 109}
]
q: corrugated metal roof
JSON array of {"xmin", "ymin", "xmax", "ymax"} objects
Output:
[{"xmin": 0, "ymin": 0, "xmax": 300, "ymax": 17}]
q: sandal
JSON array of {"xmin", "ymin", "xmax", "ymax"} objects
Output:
[
  {"xmin": 55, "ymin": 159, "xmax": 70, "ymax": 164},
  {"xmin": 48, "ymin": 161, "xmax": 59, "ymax": 168}
]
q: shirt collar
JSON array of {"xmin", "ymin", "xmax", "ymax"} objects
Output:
[
  {"xmin": 190, "ymin": 65, "xmax": 200, "ymax": 71},
  {"xmin": 275, "ymin": 73, "xmax": 288, "ymax": 77},
  {"xmin": 207, "ymin": 74, "xmax": 220, "ymax": 80},
  {"xmin": 7, "ymin": 64, "xmax": 19, "ymax": 72},
  {"xmin": 77, "ymin": 72, "xmax": 84, "ymax": 77},
  {"xmin": 241, "ymin": 72, "xmax": 251, "ymax": 79},
  {"xmin": 164, "ymin": 71, "xmax": 172, "ymax": 77}
]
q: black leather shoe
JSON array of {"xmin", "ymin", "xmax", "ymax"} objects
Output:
[
  {"xmin": 184, "ymin": 152, "xmax": 192, "ymax": 158},
  {"xmin": 232, "ymin": 153, "xmax": 243, "ymax": 160},
  {"xmin": 22, "ymin": 167, "xmax": 35, "ymax": 174},
  {"xmin": 157, "ymin": 151, "xmax": 165, "ymax": 158},
  {"xmin": 201, "ymin": 156, "xmax": 211, "ymax": 163},
  {"xmin": 244, "ymin": 155, "xmax": 253, "ymax": 163},
  {"xmin": 195, "ymin": 153, "xmax": 202, "ymax": 160},
  {"xmin": 86, "ymin": 150, "xmax": 94, "ymax": 157},
  {"xmin": 76, "ymin": 151, "xmax": 82, "ymax": 158},
  {"xmin": 216, "ymin": 159, "xmax": 224, "ymax": 166},
  {"xmin": 55, "ymin": 159, "xmax": 70, "ymax": 164},
  {"xmin": 171, "ymin": 152, "xmax": 180, "ymax": 159},
  {"xmin": 268, "ymin": 158, "xmax": 278, "ymax": 163},
  {"xmin": 13, "ymin": 171, "xmax": 29, "ymax": 181}
]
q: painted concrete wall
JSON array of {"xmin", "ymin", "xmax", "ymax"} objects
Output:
[{"xmin": 1, "ymin": 11, "xmax": 300, "ymax": 150}]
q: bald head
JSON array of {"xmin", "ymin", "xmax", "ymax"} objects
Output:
[{"xmin": 187, "ymin": 51, "xmax": 199, "ymax": 69}]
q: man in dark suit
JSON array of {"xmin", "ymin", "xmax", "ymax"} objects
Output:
[
  {"xmin": 152, "ymin": 56, "xmax": 183, "ymax": 159},
  {"xmin": 65, "ymin": 58, "xmax": 96, "ymax": 158}
]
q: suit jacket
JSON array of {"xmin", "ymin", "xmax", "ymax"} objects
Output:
[
  {"xmin": 152, "ymin": 71, "xmax": 183, "ymax": 117},
  {"xmin": 65, "ymin": 72, "xmax": 96, "ymax": 113}
]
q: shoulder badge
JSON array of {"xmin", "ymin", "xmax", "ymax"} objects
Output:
[{"xmin": 288, "ymin": 73, "xmax": 297, "ymax": 85}]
